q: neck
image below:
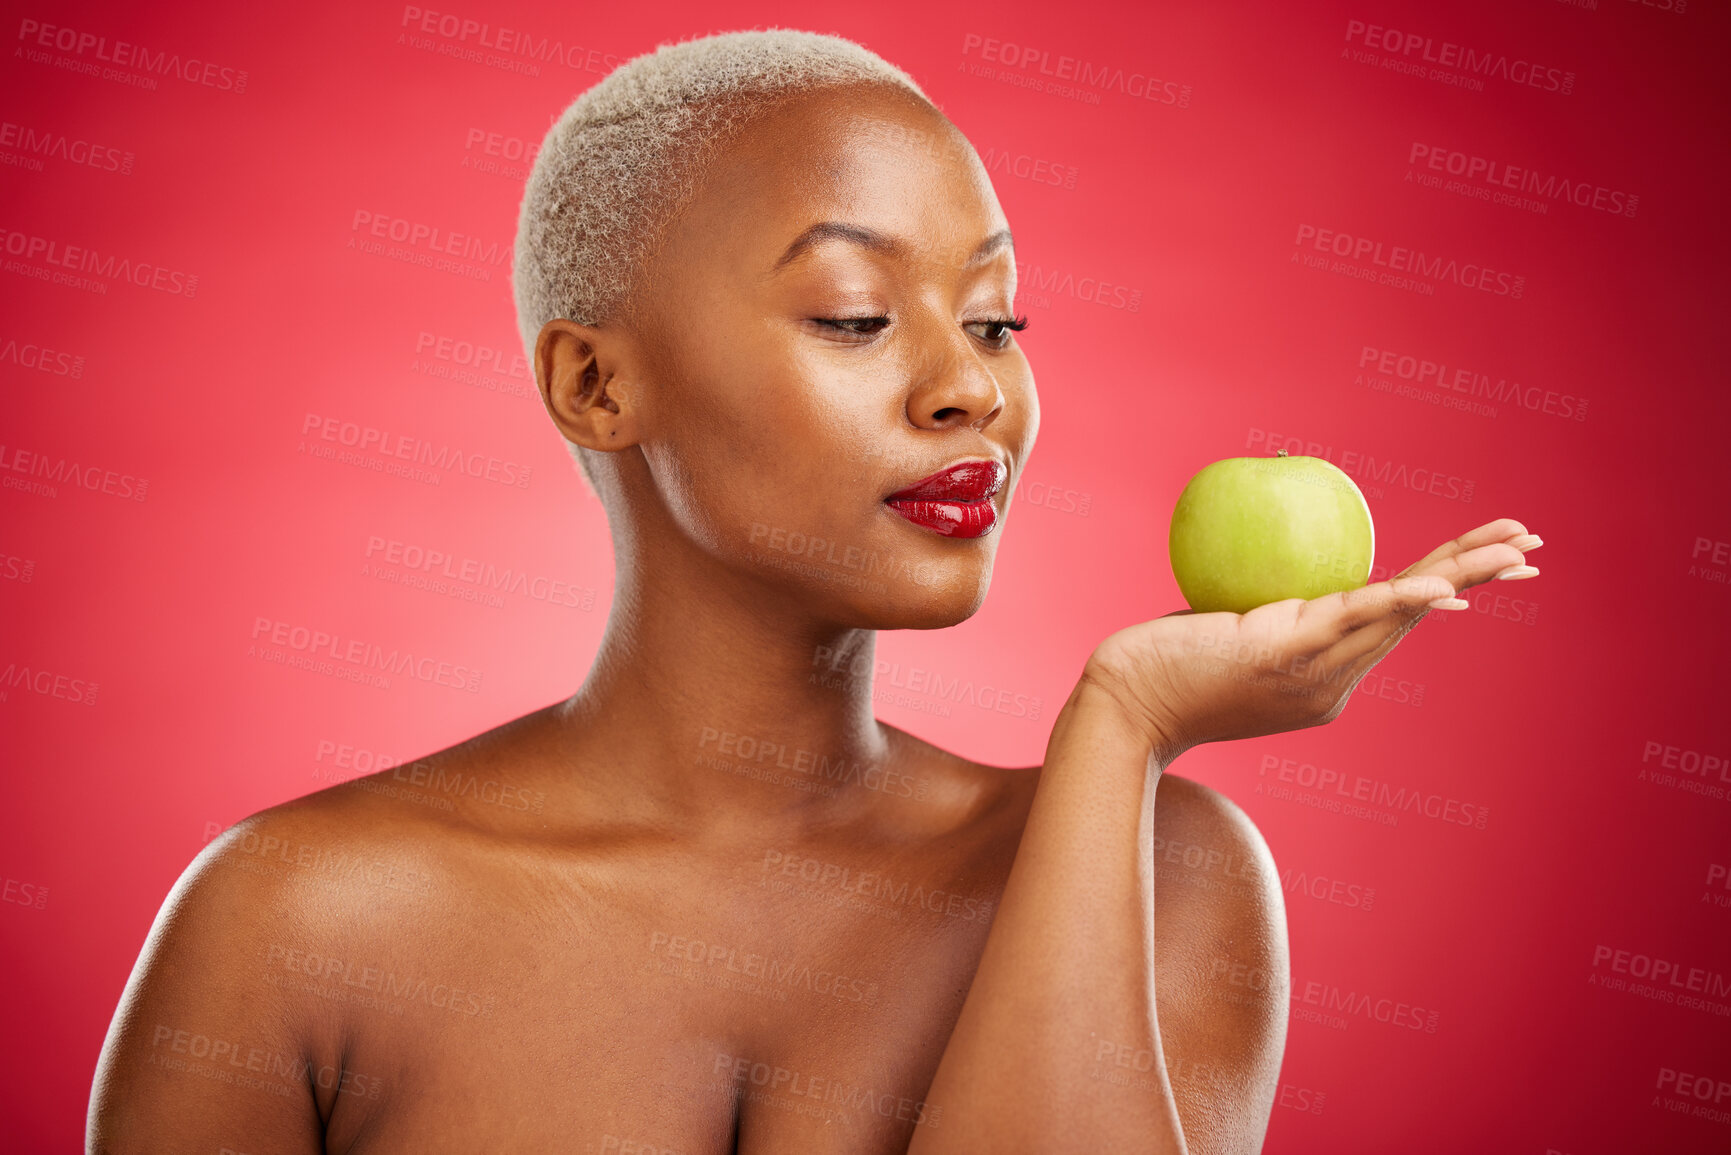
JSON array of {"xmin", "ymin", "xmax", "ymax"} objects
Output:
[{"xmin": 554, "ymin": 524, "xmax": 896, "ymax": 828}]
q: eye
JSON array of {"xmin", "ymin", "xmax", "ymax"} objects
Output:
[
  {"xmin": 816, "ymin": 315, "xmax": 891, "ymax": 339},
  {"xmin": 966, "ymin": 314, "xmax": 1030, "ymax": 349}
]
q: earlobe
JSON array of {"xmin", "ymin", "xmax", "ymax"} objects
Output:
[{"xmin": 535, "ymin": 318, "xmax": 642, "ymax": 452}]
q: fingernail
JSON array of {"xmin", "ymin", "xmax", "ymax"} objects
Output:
[
  {"xmin": 1508, "ymin": 534, "xmax": 1544, "ymax": 552},
  {"xmin": 1495, "ymin": 564, "xmax": 1540, "ymax": 581},
  {"xmin": 1427, "ymin": 597, "xmax": 1469, "ymax": 611}
]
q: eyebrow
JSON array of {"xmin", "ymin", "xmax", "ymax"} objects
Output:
[{"xmin": 771, "ymin": 221, "xmax": 1014, "ymax": 273}]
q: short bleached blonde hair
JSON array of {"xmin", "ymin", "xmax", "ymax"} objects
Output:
[{"xmin": 512, "ymin": 28, "xmax": 935, "ymax": 494}]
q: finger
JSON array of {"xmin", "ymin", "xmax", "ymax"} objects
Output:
[
  {"xmin": 1282, "ymin": 522, "xmax": 1542, "ymax": 690},
  {"xmin": 1277, "ymin": 577, "xmax": 1445, "ymax": 699},
  {"xmin": 1321, "ymin": 540, "xmax": 1534, "ymax": 666},
  {"xmin": 1326, "ymin": 537, "xmax": 1545, "ymax": 672},
  {"xmin": 1406, "ymin": 540, "xmax": 1538, "ymax": 596},
  {"xmin": 1294, "ymin": 573, "xmax": 1454, "ymax": 648},
  {"xmin": 1396, "ymin": 517, "xmax": 1536, "ymax": 579},
  {"xmin": 1323, "ymin": 598, "xmax": 1428, "ymax": 671}
]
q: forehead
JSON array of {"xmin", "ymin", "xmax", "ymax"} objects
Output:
[{"xmin": 664, "ymin": 84, "xmax": 1006, "ymax": 277}]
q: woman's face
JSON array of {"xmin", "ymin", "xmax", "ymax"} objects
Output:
[{"xmin": 593, "ymin": 82, "xmax": 1038, "ymax": 630}]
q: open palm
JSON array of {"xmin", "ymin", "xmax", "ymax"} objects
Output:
[{"xmin": 1082, "ymin": 518, "xmax": 1543, "ymax": 761}]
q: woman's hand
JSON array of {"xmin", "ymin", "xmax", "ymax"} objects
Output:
[{"xmin": 1080, "ymin": 517, "xmax": 1544, "ymax": 763}]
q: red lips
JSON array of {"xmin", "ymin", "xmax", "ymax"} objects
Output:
[{"xmin": 884, "ymin": 460, "xmax": 1005, "ymax": 538}]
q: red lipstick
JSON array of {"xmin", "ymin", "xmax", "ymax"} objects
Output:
[{"xmin": 884, "ymin": 460, "xmax": 1005, "ymax": 539}]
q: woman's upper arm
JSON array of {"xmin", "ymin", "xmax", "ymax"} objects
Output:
[
  {"xmin": 88, "ymin": 819, "xmax": 328, "ymax": 1155},
  {"xmin": 1152, "ymin": 775, "xmax": 1292, "ymax": 1155}
]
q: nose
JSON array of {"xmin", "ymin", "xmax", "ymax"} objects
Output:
[{"xmin": 903, "ymin": 317, "xmax": 1005, "ymax": 432}]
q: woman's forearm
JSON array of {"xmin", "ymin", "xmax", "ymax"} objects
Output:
[{"xmin": 909, "ymin": 675, "xmax": 1185, "ymax": 1155}]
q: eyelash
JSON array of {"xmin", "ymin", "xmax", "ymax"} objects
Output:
[{"xmin": 819, "ymin": 314, "xmax": 1030, "ymax": 347}]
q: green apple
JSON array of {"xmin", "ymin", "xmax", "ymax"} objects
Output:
[{"xmin": 1168, "ymin": 450, "xmax": 1375, "ymax": 613}]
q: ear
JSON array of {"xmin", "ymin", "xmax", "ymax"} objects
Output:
[{"xmin": 534, "ymin": 318, "xmax": 643, "ymax": 452}]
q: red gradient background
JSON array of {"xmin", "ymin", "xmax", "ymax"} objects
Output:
[{"xmin": 4, "ymin": 0, "xmax": 1728, "ymax": 1150}]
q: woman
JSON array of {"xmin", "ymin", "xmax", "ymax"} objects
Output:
[{"xmin": 87, "ymin": 28, "xmax": 1541, "ymax": 1155}]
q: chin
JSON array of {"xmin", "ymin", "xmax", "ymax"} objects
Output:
[
  {"xmin": 844, "ymin": 561, "xmax": 995, "ymax": 631},
  {"xmin": 728, "ymin": 499, "xmax": 1003, "ymax": 627}
]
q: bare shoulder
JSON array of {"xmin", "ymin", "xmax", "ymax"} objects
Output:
[
  {"xmin": 1150, "ymin": 771, "xmax": 1288, "ymax": 993},
  {"xmin": 1149, "ymin": 772, "xmax": 1290, "ymax": 1155},
  {"xmin": 1154, "ymin": 772, "xmax": 1277, "ymax": 870},
  {"xmin": 87, "ymin": 724, "xmax": 536, "ymax": 1154},
  {"xmin": 87, "ymin": 796, "xmax": 389, "ymax": 1152},
  {"xmin": 882, "ymin": 732, "xmax": 1289, "ymax": 1151}
]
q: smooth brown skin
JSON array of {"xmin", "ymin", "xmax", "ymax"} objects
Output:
[{"xmin": 88, "ymin": 82, "xmax": 1542, "ymax": 1154}]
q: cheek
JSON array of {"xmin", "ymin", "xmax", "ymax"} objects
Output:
[
  {"xmin": 715, "ymin": 345, "xmax": 885, "ymax": 478},
  {"xmin": 1000, "ymin": 360, "xmax": 1039, "ymax": 448},
  {"xmin": 643, "ymin": 370, "xmax": 842, "ymax": 547}
]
